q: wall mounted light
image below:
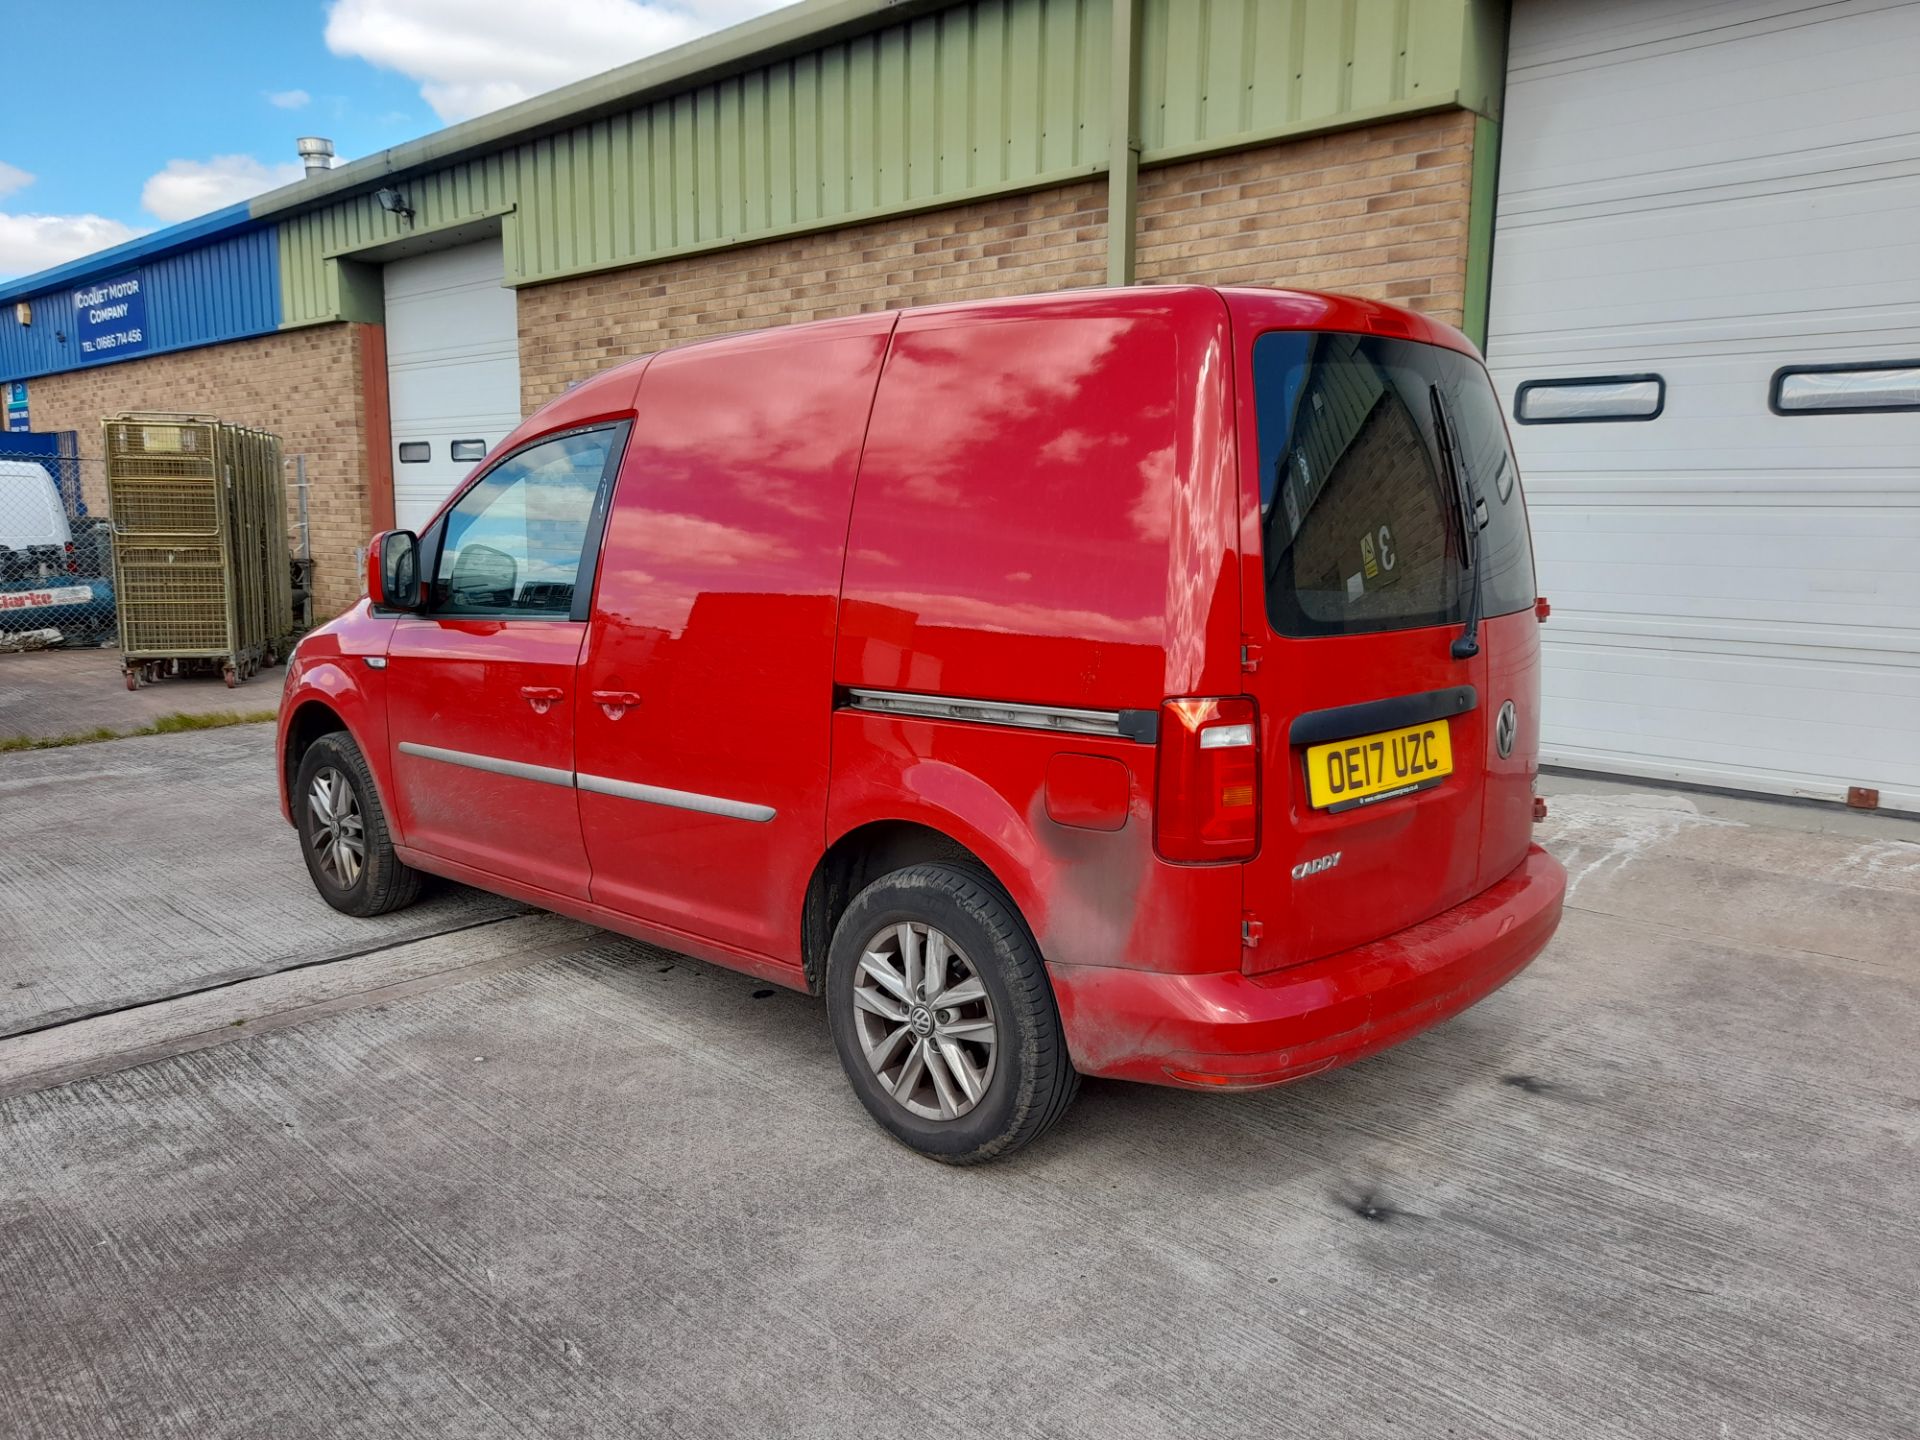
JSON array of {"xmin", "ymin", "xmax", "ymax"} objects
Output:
[
  {"xmin": 376, "ymin": 187, "xmax": 416, "ymax": 224},
  {"xmin": 13, "ymin": 301, "xmax": 29, "ymax": 326}
]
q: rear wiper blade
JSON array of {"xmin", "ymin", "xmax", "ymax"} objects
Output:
[{"xmin": 1430, "ymin": 385, "xmax": 1485, "ymax": 660}]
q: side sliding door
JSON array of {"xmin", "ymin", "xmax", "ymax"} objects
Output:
[{"xmin": 573, "ymin": 316, "xmax": 894, "ymax": 959}]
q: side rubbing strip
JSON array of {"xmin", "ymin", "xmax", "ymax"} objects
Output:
[
  {"xmin": 576, "ymin": 772, "xmax": 775, "ymax": 823},
  {"xmin": 397, "ymin": 743, "xmax": 774, "ymax": 821},
  {"xmin": 1288, "ymin": 686, "xmax": 1478, "ymax": 747},
  {"xmin": 844, "ymin": 688, "xmax": 1157, "ymax": 744},
  {"xmin": 397, "ymin": 741, "xmax": 573, "ymax": 789}
]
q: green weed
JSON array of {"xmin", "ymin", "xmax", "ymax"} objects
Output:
[{"xmin": 0, "ymin": 710, "xmax": 278, "ymax": 752}]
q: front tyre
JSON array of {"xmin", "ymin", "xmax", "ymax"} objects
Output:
[
  {"xmin": 294, "ymin": 732, "xmax": 422, "ymax": 917},
  {"xmin": 826, "ymin": 863, "xmax": 1078, "ymax": 1164}
]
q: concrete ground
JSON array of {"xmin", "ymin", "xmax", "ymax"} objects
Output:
[
  {"xmin": 0, "ymin": 646, "xmax": 285, "ymax": 743},
  {"xmin": 2, "ymin": 728, "xmax": 1916, "ymax": 1438},
  {"xmin": 0, "ymin": 726, "xmax": 516, "ymax": 1036}
]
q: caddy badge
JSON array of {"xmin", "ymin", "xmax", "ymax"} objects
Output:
[{"xmin": 1292, "ymin": 851, "xmax": 1342, "ymax": 880}]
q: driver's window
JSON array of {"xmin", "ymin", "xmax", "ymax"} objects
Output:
[{"xmin": 433, "ymin": 429, "xmax": 612, "ymax": 615}]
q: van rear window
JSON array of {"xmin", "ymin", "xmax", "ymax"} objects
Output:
[{"xmin": 1252, "ymin": 331, "xmax": 1534, "ymax": 638}]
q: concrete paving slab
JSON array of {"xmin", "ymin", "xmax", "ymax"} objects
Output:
[
  {"xmin": 1, "ymin": 784, "xmax": 1916, "ymax": 1438},
  {"xmin": 1543, "ymin": 771, "xmax": 1920, "ymax": 845},
  {"xmin": 1536, "ymin": 789, "xmax": 1920, "ymax": 973},
  {"xmin": 0, "ymin": 725, "xmax": 518, "ymax": 1036},
  {"xmin": 0, "ymin": 646, "xmax": 285, "ymax": 743},
  {"xmin": 0, "ymin": 913, "xmax": 591, "ymax": 1100}
]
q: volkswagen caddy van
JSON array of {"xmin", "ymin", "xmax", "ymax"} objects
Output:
[{"xmin": 278, "ymin": 286, "xmax": 1566, "ymax": 1163}]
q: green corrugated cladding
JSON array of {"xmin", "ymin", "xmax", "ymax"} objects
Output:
[
  {"xmin": 1137, "ymin": 0, "xmax": 1486, "ymax": 157},
  {"xmin": 279, "ymin": 0, "xmax": 1501, "ymax": 326}
]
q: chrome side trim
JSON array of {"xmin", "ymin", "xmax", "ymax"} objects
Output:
[
  {"xmin": 396, "ymin": 741, "xmax": 774, "ymax": 821},
  {"xmin": 397, "ymin": 741, "xmax": 574, "ymax": 790},
  {"xmin": 577, "ymin": 772, "xmax": 775, "ymax": 823},
  {"xmin": 844, "ymin": 688, "xmax": 1140, "ymax": 740}
]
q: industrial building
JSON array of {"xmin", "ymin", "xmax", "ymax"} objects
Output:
[{"xmin": 2, "ymin": 0, "xmax": 1915, "ymax": 814}]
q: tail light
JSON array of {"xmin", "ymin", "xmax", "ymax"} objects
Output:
[
  {"xmin": 65, "ymin": 541, "xmax": 77, "ymax": 574},
  {"xmin": 1155, "ymin": 697, "xmax": 1259, "ymax": 862}
]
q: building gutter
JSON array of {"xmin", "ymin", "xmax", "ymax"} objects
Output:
[
  {"xmin": 1462, "ymin": 116, "xmax": 1502, "ymax": 350},
  {"xmin": 247, "ymin": 0, "xmax": 958, "ymax": 221},
  {"xmin": 1106, "ymin": 0, "xmax": 1143, "ymax": 286}
]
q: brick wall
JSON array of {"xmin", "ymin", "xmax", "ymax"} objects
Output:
[
  {"xmin": 19, "ymin": 324, "xmax": 372, "ymax": 616},
  {"xmin": 518, "ymin": 109, "xmax": 1475, "ymax": 409},
  {"xmin": 1135, "ymin": 110, "xmax": 1475, "ymax": 318},
  {"xmin": 518, "ymin": 181, "xmax": 1110, "ymax": 410}
]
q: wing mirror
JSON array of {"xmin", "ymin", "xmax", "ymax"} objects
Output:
[{"xmin": 367, "ymin": 529, "xmax": 421, "ymax": 611}]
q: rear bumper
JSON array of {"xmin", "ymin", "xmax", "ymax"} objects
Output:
[{"xmin": 1049, "ymin": 845, "xmax": 1566, "ymax": 1090}]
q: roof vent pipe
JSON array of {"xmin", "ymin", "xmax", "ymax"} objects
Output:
[{"xmin": 296, "ymin": 137, "xmax": 335, "ymax": 179}]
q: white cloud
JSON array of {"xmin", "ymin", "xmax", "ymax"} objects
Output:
[
  {"xmin": 0, "ymin": 163, "xmax": 146, "ymax": 279},
  {"xmin": 266, "ymin": 88, "xmax": 313, "ymax": 109},
  {"xmin": 140, "ymin": 155, "xmax": 308, "ymax": 224},
  {"xmin": 0, "ymin": 213, "xmax": 147, "ymax": 280},
  {"xmin": 324, "ymin": 0, "xmax": 795, "ymax": 123}
]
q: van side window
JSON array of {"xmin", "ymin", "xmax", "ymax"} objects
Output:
[{"xmin": 432, "ymin": 427, "xmax": 619, "ymax": 616}]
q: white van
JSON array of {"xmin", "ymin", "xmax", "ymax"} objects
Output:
[
  {"xmin": 0, "ymin": 458, "xmax": 115, "ymax": 646},
  {"xmin": 0, "ymin": 459, "xmax": 73, "ymax": 557}
]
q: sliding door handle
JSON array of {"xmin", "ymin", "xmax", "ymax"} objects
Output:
[
  {"xmin": 591, "ymin": 689, "xmax": 641, "ymax": 721},
  {"xmin": 520, "ymin": 685, "xmax": 564, "ymax": 715}
]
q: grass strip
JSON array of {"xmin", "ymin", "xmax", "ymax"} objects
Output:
[{"xmin": 0, "ymin": 709, "xmax": 278, "ymax": 753}]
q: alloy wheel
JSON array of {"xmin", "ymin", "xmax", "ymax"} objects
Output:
[
  {"xmin": 306, "ymin": 766, "xmax": 367, "ymax": 889},
  {"xmin": 851, "ymin": 920, "xmax": 999, "ymax": 1121}
]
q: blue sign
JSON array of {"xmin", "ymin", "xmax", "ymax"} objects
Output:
[
  {"xmin": 72, "ymin": 272, "xmax": 148, "ymax": 360},
  {"xmin": 3, "ymin": 380, "xmax": 26, "ymax": 433}
]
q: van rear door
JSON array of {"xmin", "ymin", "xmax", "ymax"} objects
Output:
[{"xmin": 1231, "ymin": 313, "xmax": 1537, "ymax": 974}]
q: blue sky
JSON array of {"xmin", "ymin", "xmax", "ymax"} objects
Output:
[{"xmin": 0, "ymin": 0, "xmax": 793, "ymax": 279}]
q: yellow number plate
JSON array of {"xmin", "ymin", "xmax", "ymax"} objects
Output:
[{"xmin": 1304, "ymin": 720, "xmax": 1453, "ymax": 812}]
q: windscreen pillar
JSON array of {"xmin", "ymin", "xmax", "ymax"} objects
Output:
[{"xmin": 1107, "ymin": 0, "xmax": 1143, "ymax": 286}]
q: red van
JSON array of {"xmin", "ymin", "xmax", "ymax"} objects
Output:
[{"xmin": 278, "ymin": 286, "xmax": 1565, "ymax": 1163}]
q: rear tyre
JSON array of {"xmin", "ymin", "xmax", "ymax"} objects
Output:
[
  {"xmin": 294, "ymin": 731, "xmax": 422, "ymax": 917},
  {"xmin": 826, "ymin": 863, "xmax": 1078, "ymax": 1164}
]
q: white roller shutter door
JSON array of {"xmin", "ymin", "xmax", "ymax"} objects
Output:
[
  {"xmin": 1487, "ymin": 0, "xmax": 1920, "ymax": 813},
  {"xmin": 384, "ymin": 239, "xmax": 522, "ymax": 532}
]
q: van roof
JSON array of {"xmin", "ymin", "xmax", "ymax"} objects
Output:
[
  {"xmin": 0, "ymin": 458, "xmax": 70, "ymax": 549},
  {"xmin": 529, "ymin": 284, "xmax": 1480, "ymax": 431},
  {"xmin": 894, "ymin": 283, "xmax": 1475, "ymax": 358}
]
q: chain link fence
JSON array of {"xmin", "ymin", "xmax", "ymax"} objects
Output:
[
  {"xmin": 2, "ymin": 441, "xmax": 314, "ymax": 653},
  {"xmin": 0, "ymin": 446, "xmax": 114, "ymax": 651}
]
